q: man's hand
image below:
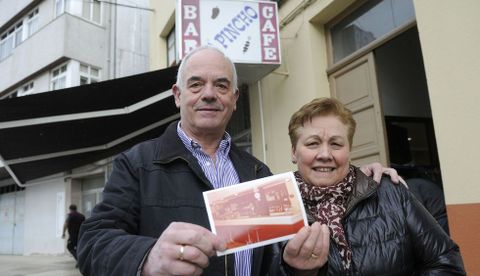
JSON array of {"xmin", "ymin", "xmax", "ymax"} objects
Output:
[
  {"xmin": 360, "ymin": 162, "xmax": 407, "ymax": 186},
  {"xmin": 141, "ymin": 222, "xmax": 226, "ymax": 276},
  {"xmin": 283, "ymin": 222, "xmax": 329, "ymax": 275}
]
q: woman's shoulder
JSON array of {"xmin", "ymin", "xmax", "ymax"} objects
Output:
[
  {"xmin": 354, "ymin": 167, "xmax": 410, "ymax": 207},
  {"xmin": 375, "ymin": 177, "xmax": 411, "ymax": 207}
]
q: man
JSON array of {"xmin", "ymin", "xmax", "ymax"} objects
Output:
[
  {"xmin": 77, "ymin": 46, "xmax": 400, "ymax": 275},
  {"xmin": 62, "ymin": 204, "xmax": 85, "ymax": 261}
]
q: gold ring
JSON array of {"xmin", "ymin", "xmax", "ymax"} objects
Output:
[
  {"xmin": 310, "ymin": 252, "xmax": 319, "ymax": 259},
  {"xmin": 179, "ymin": 245, "xmax": 185, "ymax": 261}
]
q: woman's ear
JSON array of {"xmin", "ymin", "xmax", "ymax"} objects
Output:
[{"xmin": 291, "ymin": 147, "xmax": 297, "ymax": 164}]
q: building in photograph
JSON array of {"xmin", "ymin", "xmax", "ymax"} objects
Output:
[
  {"xmin": 150, "ymin": 0, "xmax": 479, "ymax": 274},
  {"xmin": 0, "ymin": 0, "xmax": 150, "ymax": 255}
]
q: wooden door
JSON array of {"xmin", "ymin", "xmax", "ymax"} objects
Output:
[{"xmin": 329, "ymin": 53, "xmax": 389, "ymax": 166}]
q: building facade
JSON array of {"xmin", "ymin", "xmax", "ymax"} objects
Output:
[
  {"xmin": 0, "ymin": 0, "xmax": 150, "ymax": 255},
  {"xmin": 150, "ymin": 0, "xmax": 479, "ymax": 274}
]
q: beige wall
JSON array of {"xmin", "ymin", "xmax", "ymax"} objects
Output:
[
  {"xmin": 148, "ymin": 0, "xmax": 480, "ymax": 203},
  {"xmin": 414, "ymin": 2, "xmax": 480, "ymax": 273},
  {"xmin": 149, "ymin": 0, "xmax": 176, "ymax": 70},
  {"xmin": 414, "ymin": 0, "xmax": 480, "ymax": 205},
  {"xmin": 251, "ymin": 0, "xmax": 353, "ymax": 174}
]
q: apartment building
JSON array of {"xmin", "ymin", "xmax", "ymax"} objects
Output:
[{"xmin": 0, "ymin": 0, "xmax": 150, "ymax": 255}]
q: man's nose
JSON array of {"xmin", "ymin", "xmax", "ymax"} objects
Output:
[{"xmin": 201, "ymin": 83, "xmax": 217, "ymax": 100}]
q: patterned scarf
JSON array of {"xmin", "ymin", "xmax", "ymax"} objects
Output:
[{"xmin": 295, "ymin": 165, "xmax": 355, "ymax": 271}]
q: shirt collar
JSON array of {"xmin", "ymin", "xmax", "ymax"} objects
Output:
[{"xmin": 176, "ymin": 122, "xmax": 232, "ymax": 156}]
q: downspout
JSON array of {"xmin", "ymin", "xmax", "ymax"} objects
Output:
[{"xmin": 257, "ymin": 81, "xmax": 267, "ymax": 163}]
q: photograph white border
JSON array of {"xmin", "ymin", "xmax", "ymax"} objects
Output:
[{"xmin": 203, "ymin": 171, "xmax": 307, "ymax": 256}]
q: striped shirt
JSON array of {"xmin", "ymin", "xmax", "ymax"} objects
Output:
[{"xmin": 177, "ymin": 122, "xmax": 252, "ymax": 276}]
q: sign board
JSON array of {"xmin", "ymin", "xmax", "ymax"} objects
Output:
[{"xmin": 177, "ymin": 0, "xmax": 281, "ymax": 66}]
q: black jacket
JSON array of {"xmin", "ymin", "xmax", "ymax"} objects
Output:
[
  {"xmin": 77, "ymin": 121, "xmax": 284, "ymax": 275},
  {"xmin": 407, "ymin": 177, "xmax": 449, "ymax": 234},
  {"xmin": 312, "ymin": 168, "xmax": 465, "ymax": 275}
]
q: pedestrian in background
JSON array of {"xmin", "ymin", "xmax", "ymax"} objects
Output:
[{"xmin": 62, "ymin": 204, "xmax": 85, "ymax": 262}]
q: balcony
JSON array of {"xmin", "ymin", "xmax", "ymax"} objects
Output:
[{"xmin": 0, "ymin": 13, "xmax": 107, "ymax": 92}]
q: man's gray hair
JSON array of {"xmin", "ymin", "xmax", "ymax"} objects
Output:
[{"xmin": 176, "ymin": 45, "xmax": 238, "ymax": 92}]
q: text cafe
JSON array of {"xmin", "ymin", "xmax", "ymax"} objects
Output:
[{"xmin": 177, "ymin": 0, "xmax": 281, "ymax": 68}]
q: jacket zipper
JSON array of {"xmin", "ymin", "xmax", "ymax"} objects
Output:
[{"xmin": 225, "ymin": 255, "xmax": 228, "ymax": 276}]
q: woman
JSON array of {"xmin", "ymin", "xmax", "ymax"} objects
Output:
[{"xmin": 285, "ymin": 98, "xmax": 465, "ymax": 275}]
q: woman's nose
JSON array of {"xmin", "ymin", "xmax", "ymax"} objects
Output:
[{"xmin": 316, "ymin": 145, "xmax": 332, "ymax": 160}]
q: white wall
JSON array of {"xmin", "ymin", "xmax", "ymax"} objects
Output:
[
  {"xmin": 0, "ymin": 0, "xmax": 33, "ymax": 25},
  {"xmin": 0, "ymin": 13, "xmax": 107, "ymax": 92},
  {"xmin": 112, "ymin": 0, "xmax": 150, "ymax": 78},
  {"xmin": 23, "ymin": 178, "xmax": 66, "ymax": 255}
]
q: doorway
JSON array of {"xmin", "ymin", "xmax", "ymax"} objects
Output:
[
  {"xmin": 375, "ymin": 27, "xmax": 442, "ymax": 187},
  {"xmin": 81, "ymin": 174, "xmax": 104, "ymax": 219},
  {"xmin": 329, "ymin": 24, "xmax": 448, "ymax": 231}
]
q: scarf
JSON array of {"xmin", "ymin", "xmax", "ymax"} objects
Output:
[{"xmin": 295, "ymin": 165, "xmax": 355, "ymax": 271}]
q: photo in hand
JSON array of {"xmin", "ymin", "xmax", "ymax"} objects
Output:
[{"xmin": 203, "ymin": 172, "xmax": 307, "ymax": 256}]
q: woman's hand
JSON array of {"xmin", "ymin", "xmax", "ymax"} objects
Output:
[{"xmin": 283, "ymin": 222, "xmax": 330, "ymax": 274}]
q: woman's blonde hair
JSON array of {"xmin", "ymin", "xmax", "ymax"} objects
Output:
[{"xmin": 288, "ymin": 97, "xmax": 356, "ymax": 148}]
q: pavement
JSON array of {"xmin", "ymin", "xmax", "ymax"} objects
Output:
[{"xmin": 0, "ymin": 254, "xmax": 82, "ymax": 276}]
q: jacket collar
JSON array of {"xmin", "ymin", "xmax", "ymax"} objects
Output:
[
  {"xmin": 345, "ymin": 167, "xmax": 379, "ymax": 213},
  {"xmin": 154, "ymin": 121, "xmax": 195, "ymax": 163},
  {"xmin": 153, "ymin": 120, "xmax": 261, "ymax": 185}
]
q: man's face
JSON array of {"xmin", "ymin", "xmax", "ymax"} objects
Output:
[{"xmin": 173, "ymin": 49, "xmax": 239, "ymax": 138}]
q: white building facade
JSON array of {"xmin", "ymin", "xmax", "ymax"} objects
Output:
[{"xmin": 0, "ymin": 0, "xmax": 150, "ymax": 255}]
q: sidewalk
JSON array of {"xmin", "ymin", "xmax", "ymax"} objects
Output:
[{"xmin": 0, "ymin": 254, "xmax": 82, "ymax": 276}]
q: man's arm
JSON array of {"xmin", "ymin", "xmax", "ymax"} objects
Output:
[
  {"xmin": 360, "ymin": 162, "xmax": 406, "ymax": 186},
  {"xmin": 141, "ymin": 222, "xmax": 226, "ymax": 276},
  {"xmin": 61, "ymin": 221, "xmax": 67, "ymax": 239},
  {"xmin": 77, "ymin": 152, "xmax": 225, "ymax": 276},
  {"xmin": 77, "ymin": 153, "xmax": 157, "ymax": 276}
]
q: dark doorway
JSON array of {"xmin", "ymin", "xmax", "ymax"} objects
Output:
[
  {"xmin": 375, "ymin": 27, "xmax": 442, "ymax": 186},
  {"xmin": 374, "ymin": 27, "xmax": 449, "ymax": 233}
]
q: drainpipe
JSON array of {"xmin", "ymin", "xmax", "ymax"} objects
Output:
[{"xmin": 257, "ymin": 80, "xmax": 267, "ymax": 163}]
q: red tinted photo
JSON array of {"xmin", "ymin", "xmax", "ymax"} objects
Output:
[{"xmin": 203, "ymin": 172, "xmax": 307, "ymax": 256}]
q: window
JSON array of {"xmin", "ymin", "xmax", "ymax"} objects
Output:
[
  {"xmin": 5, "ymin": 90, "xmax": 18, "ymax": 99},
  {"xmin": 227, "ymin": 85, "xmax": 252, "ymax": 153},
  {"xmin": 17, "ymin": 82, "xmax": 34, "ymax": 97},
  {"xmin": 0, "ymin": 29, "xmax": 14, "ymax": 60},
  {"xmin": 14, "ymin": 22, "xmax": 23, "ymax": 47},
  {"xmin": 329, "ymin": 0, "xmax": 415, "ymax": 63},
  {"xmin": 79, "ymin": 63, "xmax": 100, "ymax": 85},
  {"xmin": 167, "ymin": 27, "xmax": 176, "ymax": 66},
  {"xmin": 83, "ymin": 0, "xmax": 101, "ymax": 24},
  {"xmin": 55, "ymin": 0, "xmax": 67, "ymax": 17},
  {"xmin": 26, "ymin": 8, "xmax": 39, "ymax": 36},
  {"xmin": 0, "ymin": 7, "xmax": 39, "ymax": 62},
  {"xmin": 51, "ymin": 64, "xmax": 68, "ymax": 90}
]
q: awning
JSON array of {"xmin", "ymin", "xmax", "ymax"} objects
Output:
[{"xmin": 0, "ymin": 66, "xmax": 179, "ymax": 186}]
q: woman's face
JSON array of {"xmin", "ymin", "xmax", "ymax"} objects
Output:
[{"xmin": 292, "ymin": 115, "xmax": 351, "ymax": 187}]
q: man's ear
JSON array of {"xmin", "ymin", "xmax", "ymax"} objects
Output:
[
  {"xmin": 233, "ymin": 88, "xmax": 240, "ymax": 111},
  {"xmin": 172, "ymin": 84, "xmax": 181, "ymax": 108}
]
